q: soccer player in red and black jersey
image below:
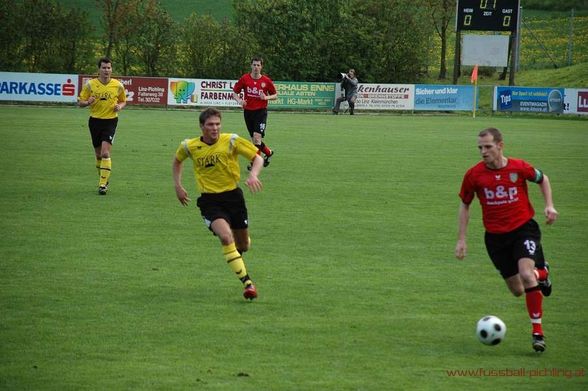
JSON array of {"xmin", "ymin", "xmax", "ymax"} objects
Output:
[
  {"xmin": 455, "ymin": 127, "xmax": 559, "ymax": 352},
  {"xmin": 232, "ymin": 56, "xmax": 278, "ymax": 168}
]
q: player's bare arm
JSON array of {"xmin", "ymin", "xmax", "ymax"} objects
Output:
[
  {"xmin": 78, "ymin": 96, "xmax": 96, "ymax": 107},
  {"xmin": 245, "ymin": 155, "xmax": 264, "ymax": 193},
  {"xmin": 259, "ymin": 91, "xmax": 277, "ymax": 101},
  {"xmin": 172, "ymin": 157, "xmax": 191, "ymax": 206},
  {"xmin": 114, "ymin": 101, "xmax": 127, "ymax": 112},
  {"xmin": 233, "ymin": 92, "xmax": 246, "ymax": 108},
  {"xmin": 538, "ymin": 174, "xmax": 558, "ymax": 224},
  {"xmin": 455, "ymin": 202, "xmax": 470, "ymax": 260}
]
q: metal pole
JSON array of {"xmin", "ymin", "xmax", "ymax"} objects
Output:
[
  {"xmin": 567, "ymin": 8, "xmax": 574, "ymax": 66},
  {"xmin": 515, "ymin": 7, "xmax": 522, "ymax": 71},
  {"xmin": 509, "ymin": 4, "xmax": 522, "ymax": 85}
]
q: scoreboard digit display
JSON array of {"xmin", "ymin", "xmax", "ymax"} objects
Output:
[{"xmin": 456, "ymin": 0, "xmax": 519, "ymax": 32}]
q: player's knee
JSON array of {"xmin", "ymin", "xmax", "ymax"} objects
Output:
[
  {"xmin": 218, "ymin": 233, "xmax": 234, "ymax": 246},
  {"xmin": 519, "ymin": 269, "xmax": 537, "ymax": 286},
  {"xmin": 236, "ymin": 237, "xmax": 251, "ymax": 254},
  {"xmin": 506, "ymin": 278, "xmax": 525, "ymax": 296}
]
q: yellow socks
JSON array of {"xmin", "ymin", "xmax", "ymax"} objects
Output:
[
  {"xmin": 223, "ymin": 243, "xmax": 251, "ymax": 285},
  {"xmin": 99, "ymin": 158, "xmax": 111, "ymax": 187},
  {"xmin": 96, "ymin": 158, "xmax": 102, "ymax": 177}
]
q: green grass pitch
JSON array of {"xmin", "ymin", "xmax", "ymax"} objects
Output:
[{"xmin": 0, "ymin": 106, "xmax": 587, "ymax": 390}]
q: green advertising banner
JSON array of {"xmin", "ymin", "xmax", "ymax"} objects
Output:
[{"xmin": 270, "ymin": 81, "xmax": 336, "ymax": 109}]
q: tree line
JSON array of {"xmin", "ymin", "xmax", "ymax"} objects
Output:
[
  {"xmin": 1, "ymin": 0, "xmax": 444, "ymax": 82},
  {"xmin": 4, "ymin": 0, "xmax": 581, "ymax": 82}
]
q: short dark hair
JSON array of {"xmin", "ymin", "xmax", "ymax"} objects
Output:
[
  {"xmin": 97, "ymin": 57, "xmax": 112, "ymax": 68},
  {"xmin": 478, "ymin": 127, "xmax": 503, "ymax": 143},
  {"xmin": 199, "ymin": 107, "xmax": 222, "ymax": 125},
  {"xmin": 251, "ymin": 56, "xmax": 263, "ymax": 65}
]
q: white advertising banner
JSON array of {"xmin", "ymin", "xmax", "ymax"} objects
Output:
[
  {"xmin": 355, "ymin": 83, "xmax": 415, "ymax": 110},
  {"xmin": 167, "ymin": 78, "xmax": 239, "ymax": 107},
  {"xmin": 563, "ymin": 88, "xmax": 588, "ymax": 115},
  {"xmin": 0, "ymin": 72, "xmax": 78, "ymax": 102}
]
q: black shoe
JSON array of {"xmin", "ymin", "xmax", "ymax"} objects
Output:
[
  {"xmin": 538, "ymin": 262, "xmax": 552, "ymax": 297},
  {"xmin": 532, "ymin": 333, "xmax": 546, "ymax": 352},
  {"xmin": 332, "ymin": 109, "xmax": 338, "ymax": 115},
  {"xmin": 98, "ymin": 181, "xmax": 109, "ymax": 195},
  {"xmin": 263, "ymin": 150, "xmax": 274, "ymax": 167}
]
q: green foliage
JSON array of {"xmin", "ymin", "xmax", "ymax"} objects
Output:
[
  {"xmin": 234, "ymin": 0, "xmax": 348, "ymax": 81},
  {"xmin": 477, "ymin": 66, "xmax": 497, "ymax": 77},
  {"xmin": 425, "ymin": 0, "xmax": 455, "ymax": 79},
  {"xmin": 58, "ymin": 0, "xmax": 235, "ymax": 33},
  {"xmin": 177, "ymin": 13, "xmax": 258, "ymax": 78},
  {"xmin": 425, "ymin": 10, "xmax": 588, "ymax": 79},
  {"xmin": 88, "ymin": 0, "xmax": 176, "ymax": 76},
  {"xmin": 523, "ymin": 0, "xmax": 588, "ymax": 11},
  {"xmin": 0, "ymin": 0, "xmax": 94, "ymax": 73},
  {"xmin": 135, "ymin": 0, "xmax": 177, "ymax": 76},
  {"xmin": 233, "ymin": 0, "xmax": 432, "ymax": 82},
  {"xmin": 515, "ymin": 61, "xmax": 588, "ymax": 87},
  {"xmin": 1, "ymin": 106, "xmax": 587, "ymax": 389},
  {"xmin": 104, "ymin": 0, "xmax": 139, "ymax": 74},
  {"xmin": 520, "ymin": 15, "xmax": 588, "ymax": 69},
  {"xmin": 0, "ymin": 0, "xmax": 21, "ymax": 70},
  {"xmin": 113, "ymin": 0, "xmax": 178, "ymax": 76},
  {"xmin": 4, "ymin": 0, "xmax": 588, "ymax": 81},
  {"xmin": 58, "ymin": 7, "xmax": 96, "ymax": 72},
  {"xmin": 350, "ymin": 0, "xmax": 432, "ymax": 82}
]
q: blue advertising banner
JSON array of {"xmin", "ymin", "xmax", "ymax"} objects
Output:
[
  {"xmin": 414, "ymin": 85, "xmax": 476, "ymax": 111},
  {"xmin": 494, "ymin": 86, "xmax": 565, "ymax": 113}
]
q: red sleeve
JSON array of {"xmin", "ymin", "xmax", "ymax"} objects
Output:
[
  {"xmin": 459, "ymin": 169, "xmax": 476, "ymax": 205},
  {"xmin": 266, "ymin": 77, "xmax": 277, "ymax": 95},
  {"xmin": 520, "ymin": 160, "xmax": 538, "ymax": 182},
  {"xmin": 232, "ymin": 75, "xmax": 245, "ymax": 93}
]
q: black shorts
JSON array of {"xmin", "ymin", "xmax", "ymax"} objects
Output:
[
  {"xmin": 484, "ymin": 219, "xmax": 546, "ymax": 279},
  {"xmin": 243, "ymin": 108, "xmax": 268, "ymax": 138},
  {"xmin": 196, "ymin": 187, "xmax": 249, "ymax": 231},
  {"xmin": 89, "ymin": 117, "xmax": 118, "ymax": 148}
]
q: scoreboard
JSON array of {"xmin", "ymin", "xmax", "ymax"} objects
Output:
[{"xmin": 456, "ymin": 0, "xmax": 519, "ymax": 32}]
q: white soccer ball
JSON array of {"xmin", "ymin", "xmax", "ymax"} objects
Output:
[{"xmin": 476, "ymin": 315, "xmax": 507, "ymax": 346}]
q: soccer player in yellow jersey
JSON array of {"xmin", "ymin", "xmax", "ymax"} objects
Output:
[
  {"xmin": 173, "ymin": 107, "xmax": 264, "ymax": 300},
  {"xmin": 78, "ymin": 57, "xmax": 127, "ymax": 195}
]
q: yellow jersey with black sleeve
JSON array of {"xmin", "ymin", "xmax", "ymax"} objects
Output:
[
  {"xmin": 79, "ymin": 78, "xmax": 126, "ymax": 119},
  {"xmin": 175, "ymin": 133, "xmax": 259, "ymax": 194}
]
